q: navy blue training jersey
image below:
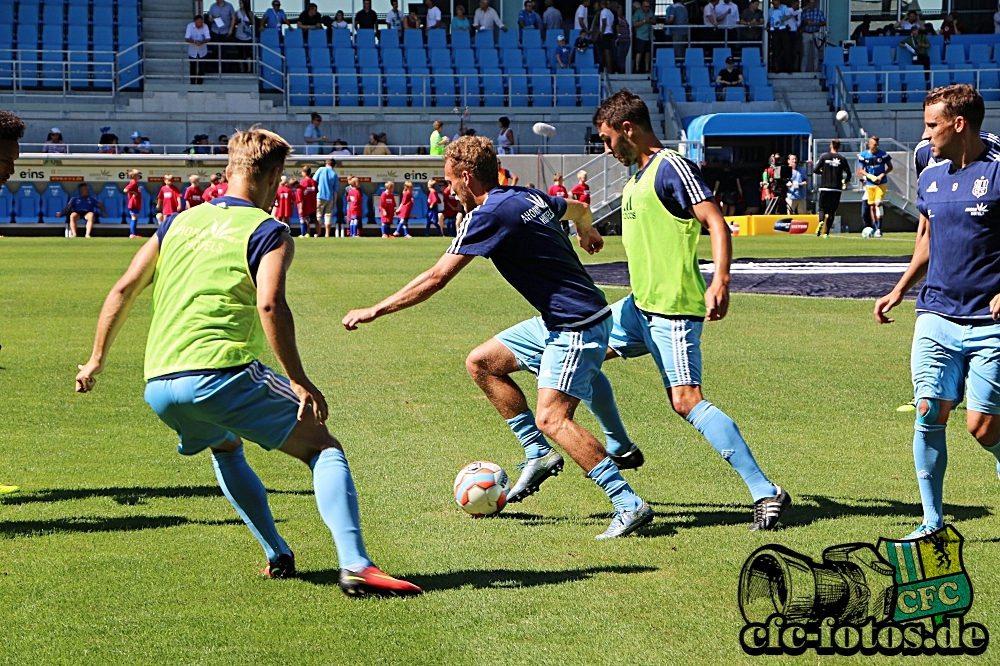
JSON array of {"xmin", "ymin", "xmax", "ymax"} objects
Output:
[
  {"xmin": 447, "ymin": 186, "xmax": 610, "ymax": 330},
  {"xmin": 632, "ymin": 149, "xmax": 714, "ymax": 216},
  {"xmin": 915, "ymin": 131, "xmax": 1000, "ymax": 176},
  {"xmin": 916, "ymin": 151, "xmax": 1000, "ymax": 318}
]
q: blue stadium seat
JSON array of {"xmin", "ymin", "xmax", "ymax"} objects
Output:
[
  {"xmin": 474, "ymin": 30, "xmax": 494, "ymax": 48},
  {"xmin": 523, "ymin": 47, "xmax": 545, "ymax": 70},
  {"xmin": 498, "ymin": 30, "xmax": 518, "ymax": 50},
  {"xmin": 360, "ymin": 73, "xmax": 379, "ymax": 105},
  {"xmin": 429, "ymin": 48, "xmax": 452, "ymax": 72},
  {"xmin": 410, "ymin": 185, "xmax": 427, "ymax": 222},
  {"xmin": 952, "ymin": 68, "xmax": 976, "ymax": 86},
  {"xmin": 41, "ymin": 184, "xmax": 67, "ymax": 223},
  {"xmin": 433, "ymin": 73, "xmax": 457, "ymax": 106},
  {"xmin": 355, "ymin": 29, "xmax": 376, "ymax": 49},
  {"xmin": 944, "ymin": 44, "xmax": 967, "ymax": 66},
  {"xmin": 451, "ymin": 30, "xmax": 471, "ymax": 50},
  {"xmin": 902, "ymin": 70, "xmax": 927, "ymax": 103},
  {"xmin": 509, "ymin": 75, "xmax": 528, "ymax": 106},
  {"xmin": 686, "ymin": 66, "xmax": 709, "ymax": 88},
  {"xmin": 0, "ymin": 185, "xmax": 12, "ymax": 222},
  {"xmin": 337, "ymin": 73, "xmax": 358, "ymax": 106},
  {"xmin": 16, "ymin": 22, "xmax": 38, "ymax": 49},
  {"xmin": 42, "ymin": 1, "xmax": 64, "ymax": 25},
  {"xmin": 870, "ymin": 46, "xmax": 893, "ymax": 67},
  {"xmin": 885, "ymin": 72, "xmax": 904, "ymax": 103},
  {"xmin": 409, "ymin": 74, "xmax": 429, "ymax": 106},
  {"xmin": 929, "ymin": 66, "xmax": 950, "ymax": 88},
  {"xmin": 522, "ymin": 31, "xmax": 541, "ymax": 50},
  {"xmin": 403, "ymin": 29, "xmax": 423, "ymax": 48},
  {"xmin": 0, "ymin": 23, "xmax": 11, "ymax": 48},
  {"xmin": 260, "ymin": 29, "xmax": 280, "ymax": 50},
  {"xmin": 723, "ymin": 86, "xmax": 744, "ymax": 102},
  {"xmin": 482, "ymin": 74, "xmax": 504, "ymax": 105},
  {"xmin": 968, "ymin": 44, "xmax": 992, "ymax": 65},
  {"xmin": 98, "ymin": 183, "xmax": 124, "ymax": 223},
  {"xmin": 750, "ymin": 85, "xmax": 773, "ymax": 101},
  {"xmin": 573, "ymin": 47, "xmax": 596, "ymax": 72},
  {"xmin": 928, "ymin": 44, "xmax": 944, "ymax": 66},
  {"xmin": 137, "ymin": 183, "xmax": 154, "ymax": 223},
  {"xmin": 13, "ymin": 184, "xmax": 41, "ymax": 223},
  {"xmin": 379, "ymin": 29, "xmax": 399, "ymax": 49},
  {"xmin": 93, "ymin": 4, "xmax": 113, "ymax": 27},
  {"xmin": 854, "ymin": 73, "xmax": 878, "ymax": 103},
  {"xmin": 16, "ymin": 2, "xmax": 39, "ymax": 24},
  {"xmin": 530, "ymin": 73, "xmax": 552, "ymax": 105},
  {"xmin": 381, "ymin": 48, "xmax": 403, "ymax": 71},
  {"xmin": 404, "ymin": 48, "xmax": 428, "ymax": 72},
  {"xmin": 711, "ymin": 47, "xmax": 731, "ymax": 72},
  {"xmin": 288, "ymin": 74, "xmax": 310, "ymax": 104},
  {"xmin": 555, "ymin": 73, "xmax": 576, "ymax": 106},
  {"xmin": 67, "ymin": 4, "xmax": 87, "ymax": 28},
  {"xmin": 333, "ymin": 47, "xmax": 354, "ymax": 68},
  {"xmin": 500, "ymin": 48, "xmax": 522, "ymax": 69},
  {"xmin": 579, "ymin": 74, "xmax": 598, "ymax": 106},
  {"xmin": 286, "ymin": 47, "xmax": 307, "ymax": 72},
  {"xmin": 385, "ymin": 74, "xmax": 407, "ymax": 106},
  {"xmin": 981, "ymin": 70, "xmax": 1000, "ymax": 102},
  {"xmin": 741, "ymin": 47, "xmax": 762, "ymax": 68},
  {"xmin": 117, "ymin": 9, "xmax": 139, "ymax": 28},
  {"xmin": 284, "ymin": 30, "xmax": 304, "ymax": 49},
  {"xmin": 310, "ymin": 45, "xmax": 332, "ymax": 71},
  {"xmin": 40, "ymin": 24, "xmax": 65, "ymax": 87},
  {"xmin": 358, "ymin": 48, "xmax": 380, "ymax": 72},
  {"xmin": 457, "ymin": 73, "xmax": 480, "ymax": 105},
  {"xmin": 847, "ymin": 45, "xmax": 868, "ymax": 67},
  {"xmin": 332, "ymin": 30, "xmax": 351, "ymax": 48},
  {"xmin": 477, "ymin": 48, "xmax": 500, "ymax": 71},
  {"xmin": 427, "ymin": 30, "xmax": 447, "ymax": 49},
  {"xmin": 683, "ymin": 47, "xmax": 704, "ymax": 68}
]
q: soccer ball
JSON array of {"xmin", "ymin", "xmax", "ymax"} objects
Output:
[
  {"xmin": 454, "ymin": 461, "xmax": 510, "ymax": 517},
  {"xmin": 862, "ymin": 226, "xmax": 874, "ymax": 238},
  {"xmin": 836, "ymin": 109, "xmax": 849, "ymax": 122}
]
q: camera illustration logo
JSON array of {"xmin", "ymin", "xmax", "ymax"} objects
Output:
[{"xmin": 738, "ymin": 525, "xmax": 989, "ymax": 656}]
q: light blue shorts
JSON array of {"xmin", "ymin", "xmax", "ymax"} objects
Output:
[
  {"xmin": 144, "ymin": 360, "xmax": 301, "ymax": 455},
  {"xmin": 495, "ymin": 315, "xmax": 612, "ymax": 401},
  {"xmin": 912, "ymin": 313, "xmax": 1000, "ymax": 414},
  {"xmin": 608, "ymin": 294, "xmax": 704, "ymax": 388}
]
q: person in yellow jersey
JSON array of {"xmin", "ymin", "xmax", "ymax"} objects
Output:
[
  {"xmin": 0, "ymin": 109, "xmax": 24, "ymax": 495},
  {"xmin": 590, "ymin": 91, "xmax": 791, "ymax": 530},
  {"xmin": 74, "ymin": 127, "xmax": 420, "ymax": 597}
]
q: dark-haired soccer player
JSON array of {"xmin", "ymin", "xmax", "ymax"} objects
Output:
[
  {"xmin": 75, "ymin": 127, "xmax": 421, "ymax": 596},
  {"xmin": 590, "ymin": 90, "xmax": 790, "ymax": 531},
  {"xmin": 813, "ymin": 139, "xmax": 852, "ymax": 237},
  {"xmin": 343, "ymin": 136, "xmax": 653, "ymax": 539},
  {"xmin": 0, "ymin": 109, "xmax": 23, "ymax": 495},
  {"xmin": 875, "ymin": 85, "xmax": 1000, "ymax": 539}
]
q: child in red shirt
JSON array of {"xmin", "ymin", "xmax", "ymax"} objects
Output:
[
  {"xmin": 273, "ymin": 176, "xmax": 295, "ymax": 226},
  {"xmin": 124, "ymin": 169, "xmax": 143, "ymax": 238},
  {"xmin": 548, "ymin": 172, "xmax": 568, "ymax": 198},
  {"xmin": 443, "ymin": 183, "xmax": 461, "ymax": 236},
  {"xmin": 155, "ymin": 174, "xmax": 182, "ymax": 224},
  {"xmin": 346, "ymin": 176, "xmax": 363, "ymax": 237},
  {"xmin": 393, "ymin": 180, "xmax": 414, "ymax": 238},
  {"xmin": 425, "ymin": 178, "xmax": 445, "ymax": 236},
  {"xmin": 297, "ymin": 165, "xmax": 320, "ymax": 237},
  {"xmin": 570, "ymin": 170, "xmax": 590, "ymax": 205},
  {"xmin": 184, "ymin": 174, "xmax": 204, "ymax": 210},
  {"xmin": 379, "ymin": 181, "xmax": 397, "ymax": 238},
  {"xmin": 202, "ymin": 173, "xmax": 223, "ymax": 201}
]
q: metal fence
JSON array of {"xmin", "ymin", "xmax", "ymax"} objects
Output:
[
  {"xmin": 809, "ymin": 136, "xmax": 916, "ymax": 212},
  {"xmin": 832, "ymin": 66, "xmax": 1000, "ymax": 109}
]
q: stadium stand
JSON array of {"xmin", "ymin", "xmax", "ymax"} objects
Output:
[
  {"xmin": 13, "ymin": 184, "xmax": 41, "ymax": 224},
  {"xmin": 0, "ymin": 185, "xmax": 13, "ymax": 223},
  {"xmin": 41, "ymin": 182, "xmax": 68, "ymax": 223},
  {"xmin": 98, "ymin": 182, "xmax": 125, "ymax": 223}
]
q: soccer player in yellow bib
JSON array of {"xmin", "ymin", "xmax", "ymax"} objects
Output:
[
  {"xmin": 75, "ymin": 128, "xmax": 420, "ymax": 597},
  {"xmin": 857, "ymin": 135, "xmax": 893, "ymax": 237}
]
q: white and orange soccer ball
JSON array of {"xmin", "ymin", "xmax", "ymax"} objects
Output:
[{"xmin": 454, "ymin": 461, "xmax": 510, "ymax": 517}]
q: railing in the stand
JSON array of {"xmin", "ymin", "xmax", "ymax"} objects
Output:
[
  {"xmin": 809, "ymin": 136, "xmax": 915, "ymax": 210},
  {"xmin": 0, "ymin": 48, "xmax": 120, "ymax": 99}
]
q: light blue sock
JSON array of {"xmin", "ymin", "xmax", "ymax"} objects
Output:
[
  {"xmin": 310, "ymin": 448, "xmax": 372, "ymax": 572},
  {"xmin": 505, "ymin": 410, "xmax": 552, "ymax": 460},
  {"xmin": 914, "ymin": 423, "xmax": 947, "ymax": 528},
  {"xmin": 211, "ymin": 445, "xmax": 290, "ymax": 562},
  {"xmin": 585, "ymin": 371, "xmax": 634, "ymax": 456},
  {"xmin": 588, "ymin": 456, "xmax": 643, "ymax": 511},
  {"xmin": 686, "ymin": 400, "xmax": 777, "ymax": 502},
  {"xmin": 982, "ymin": 437, "xmax": 1000, "ymax": 470}
]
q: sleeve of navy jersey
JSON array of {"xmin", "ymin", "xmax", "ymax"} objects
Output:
[
  {"xmin": 654, "ymin": 153, "xmax": 713, "ymax": 213},
  {"xmin": 446, "ymin": 207, "xmax": 505, "ymax": 257}
]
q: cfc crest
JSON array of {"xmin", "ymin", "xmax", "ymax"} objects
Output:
[{"xmin": 972, "ymin": 177, "xmax": 989, "ymax": 198}]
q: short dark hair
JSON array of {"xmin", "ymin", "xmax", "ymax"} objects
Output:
[
  {"xmin": 830, "ymin": 138, "xmax": 840, "ymax": 150},
  {"xmin": 498, "ymin": 116, "xmax": 510, "ymax": 128},
  {"xmin": 310, "ymin": 112, "xmax": 322, "ymax": 121},
  {"xmin": 592, "ymin": 89, "xmax": 653, "ymax": 132},
  {"xmin": 924, "ymin": 84, "xmax": 985, "ymax": 131},
  {"xmin": 0, "ymin": 110, "xmax": 25, "ymax": 141}
]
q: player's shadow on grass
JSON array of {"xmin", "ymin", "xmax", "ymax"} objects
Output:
[
  {"xmin": 0, "ymin": 515, "xmax": 243, "ymax": 539},
  {"xmin": 634, "ymin": 495, "xmax": 991, "ymax": 537},
  {"xmin": 298, "ymin": 565, "xmax": 657, "ymax": 592},
  {"xmin": 0, "ymin": 484, "xmax": 312, "ymax": 506}
]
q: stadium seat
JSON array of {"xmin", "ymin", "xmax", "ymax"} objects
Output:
[
  {"xmin": 522, "ymin": 31, "xmax": 542, "ymax": 50},
  {"xmin": 284, "ymin": 30, "xmax": 304, "ymax": 49},
  {"xmin": 427, "ymin": 30, "xmax": 447, "ymax": 49},
  {"xmin": 98, "ymin": 183, "xmax": 124, "ymax": 223},
  {"xmin": 929, "ymin": 66, "xmax": 950, "ymax": 88},
  {"xmin": 523, "ymin": 48, "xmax": 545, "ymax": 71},
  {"xmin": 92, "ymin": 4, "xmax": 113, "ymax": 28},
  {"xmin": 0, "ymin": 185, "xmax": 12, "ymax": 222},
  {"xmin": 690, "ymin": 87, "xmax": 714, "ymax": 102},
  {"xmin": 951, "ymin": 68, "xmax": 976, "ymax": 86},
  {"xmin": 968, "ymin": 44, "xmax": 992, "ymax": 66},
  {"xmin": 360, "ymin": 73, "xmax": 379, "ymax": 105},
  {"xmin": 750, "ymin": 85, "xmax": 773, "ymax": 101},
  {"xmin": 482, "ymin": 74, "xmax": 504, "ymax": 105},
  {"xmin": 453, "ymin": 48, "xmax": 477, "ymax": 73},
  {"xmin": 379, "ymin": 29, "xmax": 399, "ymax": 49},
  {"xmin": 385, "ymin": 73, "xmax": 408, "ymax": 106},
  {"xmin": 686, "ymin": 66, "xmax": 709, "ymax": 88},
  {"xmin": 744, "ymin": 66, "xmax": 768, "ymax": 88},
  {"xmin": 509, "ymin": 75, "xmax": 528, "ymax": 106},
  {"xmin": 529, "ymin": 73, "xmax": 552, "ymax": 105},
  {"xmin": 847, "ymin": 45, "xmax": 868, "ymax": 67},
  {"xmin": 573, "ymin": 47, "xmax": 596, "ymax": 72},
  {"xmin": 723, "ymin": 86, "xmax": 745, "ymax": 102},
  {"xmin": 381, "ymin": 48, "xmax": 404, "ymax": 71},
  {"xmin": 870, "ymin": 46, "xmax": 893, "ymax": 67},
  {"xmin": 902, "ymin": 70, "xmax": 927, "ymax": 104},
  {"xmin": 15, "ymin": 2, "xmax": 39, "ymax": 25},
  {"xmin": 457, "ymin": 73, "xmax": 480, "ymax": 105},
  {"xmin": 336, "ymin": 73, "xmax": 358, "ymax": 106},
  {"xmin": 555, "ymin": 73, "xmax": 576, "ymax": 106},
  {"xmin": 430, "ymin": 48, "xmax": 452, "ymax": 72},
  {"xmin": 579, "ymin": 74, "xmax": 598, "ymax": 106},
  {"xmin": 312, "ymin": 74, "xmax": 333, "ymax": 105},
  {"xmin": 944, "ymin": 44, "xmax": 967, "ymax": 65},
  {"xmin": 13, "ymin": 185, "xmax": 41, "ymax": 223},
  {"xmin": 404, "ymin": 48, "xmax": 429, "ymax": 73},
  {"xmin": 433, "ymin": 74, "xmax": 457, "ymax": 107},
  {"xmin": 333, "ymin": 47, "xmax": 355, "ymax": 69},
  {"xmin": 358, "ymin": 48, "xmax": 380, "ymax": 73},
  {"xmin": 288, "ymin": 74, "xmax": 310, "ymax": 105},
  {"xmin": 981, "ymin": 70, "xmax": 1000, "ymax": 102},
  {"xmin": 498, "ymin": 30, "xmax": 519, "ymax": 50},
  {"xmin": 451, "ymin": 31, "xmax": 470, "ymax": 50},
  {"xmin": 410, "ymin": 185, "xmax": 427, "ymax": 222},
  {"xmin": 41, "ymin": 184, "xmax": 68, "ymax": 223},
  {"xmin": 683, "ymin": 47, "xmax": 704, "ymax": 68},
  {"xmin": 286, "ymin": 47, "xmax": 308, "ymax": 73},
  {"xmin": 711, "ymin": 47, "xmax": 731, "ymax": 72},
  {"xmin": 355, "ymin": 29, "xmax": 376, "ymax": 49},
  {"xmin": 741, "ymin": 47, "xmax": 762, "ymax": 68},
  {"xmin": 477, "ymin": 48, "xmax": 500, "ymax": 72},
  {"xmin": 137, "ymin": 183, "xmax": 154, "ymax": 223},
  {"xmin": 403, "ymin": 29, "xmax": 423, "ymax": 49},
  {"xmin": 260, "ymin": 29, "xmax": 280, "ymax": 50},
  {"xmin": 474, "ymin": 30, "xmax": 495, "ymax": 48},
  {"xmin": 41, "ymin": 1, "xmax": 64, "ymax": 25},
  {"xmin": 885, "ymin": 72, "xmax": 905, "ymax": 103},
  {"xmin": 332, "ymin": 30, "xmax": 351, "ymax": 49},
  {"xmin": 854, "ymin": 73, "xmax": 878, "ymax": 103},
  {"xmin": 67, "ymin": 4, "xmax": 87, "ymax": 28},
  {"xmin": 310, "ymin": 45, "xmax": 332, "ymax": 71}
]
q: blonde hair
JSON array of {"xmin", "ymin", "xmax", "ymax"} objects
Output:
[
  {"xmin": 279, "ymin": 174, "xmax": 288, "ymax": 185},
  {"xmin": 553, "ymin": 172, "xmax": 563, "ymax": 181},
  {"xmin": 403, "ymin": 180, "xmax": 413, "ymax": 191},
  {"xmin": 348, "ymin": 176, "xmax": 359, "ymax": 188},
  {"xmin": 577, "ymin": 170, "xmax": 588, "ymax": 182},
  {"xmin": 444, "ymin": 136, "xmax": 499, "ymax": 189},
  {"xmin": 189, "ymin": 174, "xmax": 200, "ymax": 183},
  {"xmin": 385, "ymin": 180, "xmax": 395, "ymax": 189},
  {"xmin": 162, "ymin": 174, "xmax": 174, "ymax": 185},
  {"xmin": 127, "ymin": 169, "xmax": 141, "ymax": 179},
  {"xmin": 227, "ymin": 126, "xmax": 292, "ymax": 182}
]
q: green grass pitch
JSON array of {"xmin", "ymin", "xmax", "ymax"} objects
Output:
[{"xmin": 2, "ymin": 234, "xmax": 999, "ymax": 665}]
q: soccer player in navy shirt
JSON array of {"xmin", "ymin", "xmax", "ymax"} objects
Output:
[
  {"xmin": 57, "ymin": 183, "xmax": 106, "ymax": 238},
  {"xmin": 875, "ymin": 85, "xmax": 1000, "ymax": 539},
  {"xmin": 343, "ymin": 136, "xmax": 653, "ymax": 539}
]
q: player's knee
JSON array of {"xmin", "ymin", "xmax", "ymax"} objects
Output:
[
  {"xmin": 670, "ymin": 393, "xmax": 700, "ymax": 418},
  {"xmin": 534, "ymin": 408, "xmax": 566, "ymax": 438},
  {"xmin": 915, "ymin": 397, "xmax": 942, "ymax": 425},
  {"xmin": 464, "ymin": 349, "xmax": 489, "ymax": 379}
]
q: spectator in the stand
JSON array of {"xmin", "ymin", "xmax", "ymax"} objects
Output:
[
  {"xmin": 899, "ymin": 24, "xmax": 931, "ymax": 76},
  {"xmin": 800, "ymin": 0, "xmax": 825, "ymax": 73},
  {"xmin": 43, "ymin": 128, "xmax": 68, "ymax": 153},
  {"xmin": 363, "ymin": 133, "xmax": 387, "ymax": 155},
  {"xmin": 785, "ymin": 154, "xmax": 807, "ymax": 215},
  {"xmin": 371, "ymin": 133, "xmax": 391, "ymax": 155},
  {"xmin": 665, "ymin": 0, "xmax": 688, "ymax": 60},
  {"xmin": 703, "ymin": 0, "xmax": 721, "ymax": 43},
  {"xmin": 214, "ymin": 134, "xmax": 229, "ymax": 154},
  {"xmin": 126, "ymin": 130, "xmax": 152, "ymax": 154},
  {"xmin": 415, "ymin": 146, "xmax": 428, "ymax": 154},
  {"xmin": 315, "ymin": 157, "xmax": 339, "ymax": 237},
  {"xmin": 208, "ymin": 0, "xmax": 237, "ymax": 73},
  {"xmin": 304, "ymin": 112, "xmax": 328, "ymax": 156},
  {"xmin": 518, "ymin": 1, "xmax": 542, "ymax": 39},
  {"xmin": 297, "ymin": 3, "xmax": 324, "ymax": 33},
  {"xmin": 98, "ymin": 128, "xmax": 119, "ymax": 154},
  {"xmin": 850, "ymin": 16, "xmax": 872, "ymax": 42},
  {"xmin": 542, "ymin": 0, "xmax": 562, "ymax": 37},
  {"xmin": 404, "ymin": 9, "xmax": 421, "ymax": 30},
  {"xmin": 452, "ymin": 4, "xmax": 471, "ymax": 31},
  {"xmin": 599, "ymin": 0, "xmax": 616, "ymax": 74},
  {"xmin": 355, "ymin": 0, "xmax": 379, "ymax": 33},
  {"xmin": 940, "ymin": 13, "xmax": 962, "ymax": 42},
  {"xmin": 185, "ymin": 14, "xmax": 210, "ymax": 84},
  {"xmin": 189, "ymin": 134, "xmax": 211, "ymax": 154},
  {"xmin": 555, "ymin": 34, "xmax": 571, "ymax": 67},
  {"xmin": 330, "ymin": 139, "xmax": 352, "ymax": 155},
  {"xmin": 497, "ymin": 159, "xmax": 518, "ymax": 185},
  {"xmin": 632, "ymin": 0, "xmax": 654, "ymax": 75},
  {"xmin": 184, "ymin": 174, "xmax": 204, "ymax": 209},
  {"xmin": 548, "ymin": 172, "xmax": 568, "ymax": 198},
  {"xmin": 260, "ymin": 0, "xmax": 290, "ymax": 30},
  {"xmin": 715, "ymin": 56, "xmax": 743, "ymax": 89},
  {"xmin": 570, "ymin": 170, "xmax": 590, "ymax": 205},
  {"xmin": 786, "ymin": 0, "xmax": 802, "ymax": 72},
  {"xmin": 430, "ymin": 120, "xmax": 450, "ymax": 155},
  {"xmin": 332, "ymin": 10, "xmax": 349, "ymax": 29},
  {"xmin": 713, "ymin": 161, "xmax": 742, "ymax": 216},
  {"xmin": 496, "ymin": 116, "xmax": 514, "ymax": 155},
  {"xmin": 155, "ymin": 175, "xmax": 182, "ymax": 223},
  {"xmin": 895, "ymin": 9, "xmax": 923, "ymax": 34},
  {"xmin": 234, "ymin": 0, "xmax": 254, "ymax": 72},
  {"xmin": 425, "ymin": 0, "xmax": 444, "ymax": 32},
  {"xmin": 615, "ymin": 6, "xmax": 630, "ymax": 74},
  {"xmin": 767, "ymin": 0, "xmax": 793, "ymax": 73},
  {"xmin": 124, "ymin": 169, "xmax": 143, "ymax": 237},
  {"xmin": 386, "ymin": 0, "xmax": 404, "ymax": 30},
  {"xmin": 739, "ymin": 0, "xmax": 763, "ymax": 43},
  {"xmin": 574, "ymin": 0, "xmax": 589, "ymax": 31},
  {"xmin": 718, "ymin": 0, "xmax": 739, "ymax": 42},
  {"xmin": 995, "ymin": 5, "xmax": 1000, "ymax": 34},
  {"xmin": 58, "ymin": 184, "xmax": 106, "ymax": 238},
  {"xmin": 474, "ymin": 0, "xmax": 507, "ymax": 32}
]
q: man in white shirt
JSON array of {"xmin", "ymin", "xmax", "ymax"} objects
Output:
[
  {"xmin": 575, "ymin": 0, "xmax": 589, "ymax": 31},
  {"xmin": 994, "ymin": 5, "xmax": 1000, "ymax": 34},
  {"xmin": 425, "ymin": 0, "xmax": 443, "ymax": 32},
  {"xmin": 185, "ymin": 15, "xmax": 210, "ymax": 84},
  {"xmin": 599, "ymin": 0, "xmax": 616, "ymax": 73},
  {"xmin": 718, "ymin": 0, "xmax": 738, "ymax": 42},
  {"xmin": 474, "ymin": 0, "xmax": 507, "ymax": 31},
  {"xmin": 787, "ymin": 0, "xmax": 802, "ymax": 72},
  {"xmin": 386, "ymin": 0, "xmax": 404, "ymax": 30}
]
